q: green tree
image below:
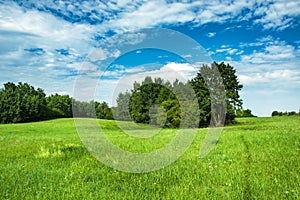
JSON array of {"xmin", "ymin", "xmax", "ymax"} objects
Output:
[
  {"xmin": 236, "ymin": 109, "xmax": 256, "ymax": 117},
  {"xmin": 115, "ymin": 62, "xmax": 243, "ymax": 127},
  {"xmin": 0, "ymin": 82, "xmax": 47, "ymax": 123},
  {"xmin": 115, "ymin": 77, "xmax": 198, "ymax": 128},
  {"xmin": 271, "ymin": 111, "xmax": 279, "ymax": 116},
  {"xmin": 130, "ymin": 76, "xmax": 164, "ymax": 123},
  {"xmin": 95, "ymin": 101, "xmax": 113, "ymax": 120},
  {"xmin": 113, "ymin": 91, "xmax": 132, "ymax": 121},
  {"xmin": 46, "ymin": 94, "xmax": 73, "ymax": 117},
  {"xmin": 72, "ymin": 100, "xmax": 95, "ymax": 118},
  {"xmin": 191, "ymin": 62, "xmax": 242, "ymax": 125}
]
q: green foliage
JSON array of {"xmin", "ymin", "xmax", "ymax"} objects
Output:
[
  {"xmin": 113, "ymin": 91, "xmax": 131, "ymax": 121},
  {"xmin": 115, "ymin": 76, "xmax": 193, "ymax": 128},
  {"xmin": 46, "ymin": 94, "xmax": 73, "ymax": 118},
  {"xmin": 0, "ymin": 82, "xmax": 113, "ymax": 123},
  {"xmin": 191, "ymin": 62, "xmax": 243, "ymax": 126},
  {"xmin": 236, "ymin": 109, "xmax": 256, "ymax": 118},
  {"xmin": 130, "ymin": 77, "xmax": 170, "ymax": 124},
  {"xmin": 72, "ymin": 100, "xmax": 95, "ymax": 118},
  {"xmin": 115, "ymin": 62, "xmax": 243, "ymax": 128},
  {"xmin": 272, "ymin": 110, "xmax": 299, "ymax": 117},
  {"xmin": 72, "ymin": 100, "xmax": 113, "ymax": 120},
  {"xmin": 95, "ymin": 101, "xmax": 113, "ymax": 120},
  {"xmin": 0, "ymin": 82, "xmax": 47, "ymax": 123}
]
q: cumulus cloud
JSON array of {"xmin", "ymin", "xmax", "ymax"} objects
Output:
[
  {"xmin": 0, "ymin": 0, "xmax": 299, "ymax": 111},
  {"xmin": 253, "ymin": 1, "xmax": 300, "ymax": 30},
  {"xmin": 241, "ymin": 41, "xmax": 296, "ymax": 64},
  {"xmin": 238, "ymin": 69, "xmax": 300, "ymax": 85},
  {"xmin": 214, "ymin": 46, "xmax": 243, "ymax": 56},
  {"xmin": 227, "ymin": 36, "xmax": 300, "ymax": 116},
  {"xmin": 117, "ymin": 62, "xmax": 197, "ymax": 87},
  {"xmin": 229, "ymin": 36, "xmax": 300, "ymax": 88},
  {"xmin": 95, "ymin": 62, "xmax": 198, "ymax": 106},
  {"xmin": 0, "ymin": 2, "xmax": 97, "ymax": 94},
  {"xmin": 4, "ymin": 0, "xmax": 299, "ymax": 33}
]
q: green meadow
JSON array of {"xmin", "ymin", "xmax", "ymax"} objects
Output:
[{"xmin": 0, "ymin": 117, "xmax": 299, "ymax": 199}]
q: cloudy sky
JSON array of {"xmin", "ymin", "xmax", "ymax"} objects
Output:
[{"xmin": 0, "ymin": 0, "xmax": 299, "ymax": 116}]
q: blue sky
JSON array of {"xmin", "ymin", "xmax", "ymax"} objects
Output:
[{"xmin": 0, "ymin": 0, "xmax": 299, "ymax": 116}]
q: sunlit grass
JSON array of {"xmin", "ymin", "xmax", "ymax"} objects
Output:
[{"xmin": 0, "ymin": 117, "xmax": 299, "ymax": 199}]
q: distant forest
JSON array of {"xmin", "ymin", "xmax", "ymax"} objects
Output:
[
  {"xmin": 0, "ymin": 62, "xmax": 260, "ymax": 126},
  {"xmin": 271, "ymin": 110, "xmax": 300, "ymax": 117},
  {"xmin": 0, "ymin": 82, "xmax": 113, "ymax": 124}
]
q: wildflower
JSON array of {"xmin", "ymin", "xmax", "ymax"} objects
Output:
[{"xmin": 225, "ymin": 183, "xmax": 231, "ymax": 186}]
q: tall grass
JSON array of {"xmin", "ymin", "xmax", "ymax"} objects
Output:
[{"xmin": 0, "ymin": 117, "xmax": 299, "ymax": 199}]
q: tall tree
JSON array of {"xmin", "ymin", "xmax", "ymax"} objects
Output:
[
  {"xmin": 115, "ymin": 62, "xmax": 243, "ymax": 127},
  {"xmin": 191, "ymin": 62, "xmax": 243, "ymax": 125},
  {"xmin": 113, "ymin": 91, "xmax": 132, "ymax": 121},
  {"xmin": 0, "ymin": 82, "xmax": 47, "ymax": 123},
  {"xmin": 95, "ymin": 101, "xmax": 113, "ymax": 120}
]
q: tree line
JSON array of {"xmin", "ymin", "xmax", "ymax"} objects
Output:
[
  {"xmin": 114, "ymin": 62, "xmax": 245, "ymax": 128},
  {"xmin": 271, "ymin": 110, "xmax": 300, "ymax": 117},
  {"xmin": 0, "ymin": 82, "xmax": 113, "ymax": 123},
  {"xmin": 1, "ymin": 62, "xmax": 252, "ymax": 126},
  {"xmin": 236, "ymin": 109, "xmax": 256, "ymax": 118}
]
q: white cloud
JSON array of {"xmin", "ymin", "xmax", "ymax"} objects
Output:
[
  {"xmin": 0, "ymin": 0, "xmax": 300, "ymax": 114},
  {"xmin": 0, "ymin": 2, "xmax": 99, "ymax": 96},
  {"xmin": 221, "ymin": 36, "xmax": 300, "ymax": 115},
  {"xmin": 240, "ymin": 35, "xmax": 274, "ymax": 47},
  {"xmin": 95, "ymin": 62, "xmax": 198, "ymax": 106},
  {"xmin": 228, "ymin": 37, "xmax": 300, "ymax": 88},
  {"xmin": 105, "ymin": 1, "xmax": 196, "ymax": 31},
  {"xmin": 88, "ymin": 49, "xmax": 107, "ymax": 61},
  {"xmin": 182, "ymin": 54, "xmax": 192, "ymax": 58},
  {"xmin": 2, "ymin": 0, "xmax": 298, "ymax": 37},
  {"xmin": 241, "ymin": 42, "xmax": 296, "ymax": 64},
  {"xmin": 225, "ymin": 56, "xmax": 233, "ymax": 61},
  {"xmin": 207, "ymin": 32, "xmax": 216, "ymax": 37},
  {"xmin": 253, "ymin": 0, "xmax": 300, "ymax": 30},
  {"xmin": 215, "ymin": 46, "xmax": 242, "ymax": 55},
  {"xmin": 88, "ymin": 48, "xmax": 121, "ymax": 62},
  {"xmin": 238, "ymin": 69, "xmax": 300, "ymax": 85},
  {"xmin": 119, "ymin": 62, "xmax": 197, "ymax": 86},
  {"xmin": 0, "ymin": 3, "xmax": 93, "ymax": 49}
]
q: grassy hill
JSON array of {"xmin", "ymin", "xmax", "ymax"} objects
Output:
[{"xmin": 0, "ymin": 117, "xmax": 299, "ymax": 199}]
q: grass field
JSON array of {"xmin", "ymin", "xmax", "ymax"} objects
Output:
[{"xmin": 0, "ymin": 117, "xmax": 299, "ymax": 199}]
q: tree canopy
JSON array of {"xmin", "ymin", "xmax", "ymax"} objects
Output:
[
  {"xmin": 271, "ymin": 110, "xmax": 299, "ymax": 117},
  {"xmin": 0, "ymin": 82, "xmax": 47, "ymax": 123},
  {"xmin": 0, "ymin": 82, "xmax": 113, "ymax": 123},
  {"xmin": 114, "ymin": 62, "xmax": 244, "ymax": 128}
]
